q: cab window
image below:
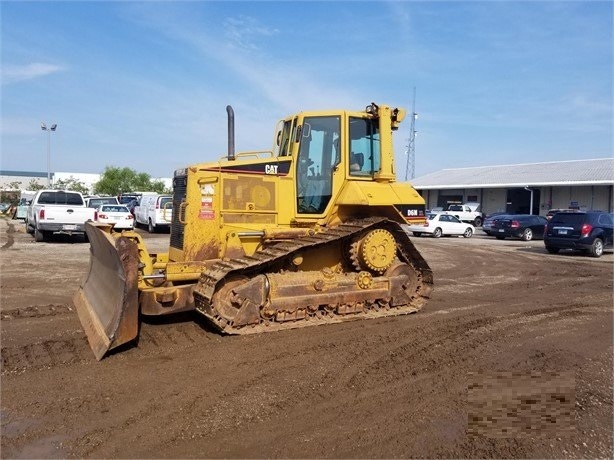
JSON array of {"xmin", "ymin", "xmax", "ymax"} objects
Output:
[
  {"xmin": 277, "ymin": 119, "xmax": 295, "ymax": 157},
  {"xmin": 349, "ymin": 117, "xmax": 380, "ymax": 176}
]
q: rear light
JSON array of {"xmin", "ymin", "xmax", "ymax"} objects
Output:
[
  {"xmin": 98, "ymin": 213, "xmax": 107, "ymax": 219},
  {"xmin": 511, "ymin": 220, "xmax": 520, "ymax": 228},
  {"xmin": 94, "ymin": 211, "xmax": 98, "ymax": 220},
  {"xmin": 581, "ymin": 223, "xmax": 592, "ymax": 237},
  {"xmin": 423, "ymin": 222, "xmax": 429, "ymax": 227},
  {"xmin": 126, "ymin": 215, "xmax": 133, "ymax": 220},
  {"xmin": 39, "ymin": 209, "xmax": 45, "ymax": 219}
]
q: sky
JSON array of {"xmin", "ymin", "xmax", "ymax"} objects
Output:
[{"xmin": 1, "ymin": 0, "xmax": 612, "ymax": 180}]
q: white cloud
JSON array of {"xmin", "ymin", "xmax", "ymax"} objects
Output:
[
  {"xmin": 223, "ymin": 15, "xmax": 278, "ymax": 51},
  {"xmin": 2, "ymin": 62, "xmax": 65, "ymax": 85}
]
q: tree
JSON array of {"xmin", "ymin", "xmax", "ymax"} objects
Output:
[
  {"xmin": 150, "ymin": 179, "xmax": 170, "ymax": 194},
  {"xmin": 93, "ymin": 166, "xmax": 166, "ymax": 196},
  {"xmin": 54, "ymin": 176, "xmax": 90, "ymax": 195},
  {"xmin": 27, "ymin": 180, "xmax": 45, "ymax": 191}
]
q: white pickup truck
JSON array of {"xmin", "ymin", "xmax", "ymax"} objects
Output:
[
  {"xmin": 444, "ymin": 202, "xmax": 484, "ymax": 227},
  {"xmin": 26, "ymin": 190, "xmax": 96, "ymax": 242}
]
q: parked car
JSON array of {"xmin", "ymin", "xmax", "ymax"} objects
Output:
[
  {"xmin": 544, "ymin": 211, "xmax": 614, "ymax": 257},
  {"xmin": 443, "ymin": 202, "xmax": 483, "ymax": 227},
  {"xmin": 94, "ymin": 205, "xmax": 134, "ymax": 231},
  {"xmin": 118, "ymin": 194, "xmax": 141, "ymax": 205},
  {"xmin": 482, "ymin": 212, "xmax": 509, "ymax": 236},
  {"xmin": 26, "ymin": 189, "xmax": 95, "ymax": 242},
  {"xmin": 125, "ymin": 199, "xmax": 139, "ymax": 217},
  {"xmin": 134, "ymin": 194, "xmax": 173, "ymax": 233},
  {"xmin": 86, "ymin": 196, "xmax": 119, "ymax": 208},
  {"xmin": 408, "ymin": 213, "xmax": 474, "ymax": 238},
  {"xmin": 491, "ymin": 214, "xmax": 548, "ymax": 241}
]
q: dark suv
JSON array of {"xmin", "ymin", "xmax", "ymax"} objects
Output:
[{"xmin": 544, "ymin": 211, "xmax": 614, "ymax": 257}]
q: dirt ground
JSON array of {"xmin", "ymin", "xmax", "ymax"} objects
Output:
[{"xmin": 1, "ymin": 217, "xmax": 612, "ymax": 459}]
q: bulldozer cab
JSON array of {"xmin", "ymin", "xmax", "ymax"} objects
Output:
[{"xmin": 275, "ymin": 103, "xmax": 396, "ymax": 218}]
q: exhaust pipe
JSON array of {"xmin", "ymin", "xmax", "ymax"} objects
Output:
[{"xmin": 226, "ymin": 105, "xmax": 235, "ymax": 161}]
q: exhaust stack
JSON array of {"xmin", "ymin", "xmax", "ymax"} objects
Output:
[{"xmin": 226, "ymin": 105, "xmax": 235, "ymax": 161}]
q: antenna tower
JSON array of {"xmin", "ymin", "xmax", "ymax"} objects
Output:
[{"xmin": 404, "ymin": 87, "xmax": 417, "ymax": 181}]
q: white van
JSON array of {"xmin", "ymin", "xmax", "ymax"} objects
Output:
[{"xmin": 134, "ymin": 194, "xmax": 173, "ymax": 232}]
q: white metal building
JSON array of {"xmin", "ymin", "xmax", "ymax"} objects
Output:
[
  {"xmin": 0, "ymin": 170, "xmax": 172, "ymax": 195},
  {"xmin": 0, "ymin": 170, "xmax": 50, "ymax": 190},
  {"xmin": 411, "ymin": 158, "xmax": 614, "ymax": 216}
]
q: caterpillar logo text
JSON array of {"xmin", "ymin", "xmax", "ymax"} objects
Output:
[{"xmin": 265, "ymin": 164, "xmax": 278, "ymax": 175}]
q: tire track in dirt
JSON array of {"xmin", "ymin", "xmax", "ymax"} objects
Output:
[
  {"xmin": 1, "ymin": 336, "xmax": 91, "ymax": 374},
  {"xmin": 1, "ymin": 220, "xmax": 15, "ymax": 249},
  {"xmin": 334, "ymin": 300, "xmax": 606, "ymax": 393},
  {"xmin": 0, "ymin": 304, "xmax": 75, "ymax": 320}
]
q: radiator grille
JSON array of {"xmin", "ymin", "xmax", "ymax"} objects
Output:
[{"xmin": 170, "ymin": 174, "xmax": 187, "ymax": 250}]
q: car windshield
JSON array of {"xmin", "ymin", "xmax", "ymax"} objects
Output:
[
  {"xmin": 551, "ymin": 213, "xmax": 586, "ymax": 225},
  {"xmin": 101, "ymin": 206, "xmax": 129, "ymax": 212},
  {"xmin": 38, "ymin": 191, "xmax": 84, "ymax": 205},
  {"xmin": 447, "ymin": 205, "xmax": 462, "ymax": 211},
  {"xmin": 88, "ymin": 198, "xmax": 117, "ymax": 207}
]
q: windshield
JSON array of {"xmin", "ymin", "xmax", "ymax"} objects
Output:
[
  {"xmin": 102, "ymin": 206, "xmax": 129, "ymax": 212},
  {"xmin": 88, "ymin": 198, "xmax": 117, "ymax": 208},
  {"xmin": 551, "ymin": 213, "xmax": 586, "ymax": 225},
  {"xmin": 38, "ymin": 191, "xmax": 84, "ymax": 205}
]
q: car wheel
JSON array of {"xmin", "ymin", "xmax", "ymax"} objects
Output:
[
  {"xmin": 589, "ymin": 238, "xmax": 604, "ymax": 258},
  {"xmin": 34, "ymin": 228, "xmax": 46, "ymax": 242},
  {"xmin": 545, "ymin": 246, "xmax": 560, "ymax": 254},
  {"xmin": 473, "ymin": 217, "xmax": 483, "ymax": 227},
  {"xmin": 521, "ymin": 228, "xmax": 533, "ymax": 241},
  {"xmin": 496, "ymin": 235, "xmax": 505, "ymax": 240},
  {"xmin": 463, "ymin": 228, "xmax": 473, "ymax": 238},
  {"xmin": 148, "ymin": 219, "xmax": 155, "ymax": 233},
  {"xmin": 433, "ymin": 227, "xmax": 442, "ymax": 238},
  {"xmin": 412, "ymin": 232, "xmax": 422, "ymax": 237}
]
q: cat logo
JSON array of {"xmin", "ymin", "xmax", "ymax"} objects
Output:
[{"xmin": 265, "ymin": 164, "xmax": 279, "ymax": 175}]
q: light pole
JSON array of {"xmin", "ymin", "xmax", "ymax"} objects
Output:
[{"xmin": 41, "ymin": 122, "xmax": 57, "ymax": 187}]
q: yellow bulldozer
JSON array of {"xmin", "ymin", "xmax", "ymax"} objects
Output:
[{"xmin": 74, "ymin": 102, "xmax": 433, "ymax": 360}]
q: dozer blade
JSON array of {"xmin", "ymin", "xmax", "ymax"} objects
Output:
[{"xmin": 73, "ymin": 222, "xmax": 140, "ymax": 360}]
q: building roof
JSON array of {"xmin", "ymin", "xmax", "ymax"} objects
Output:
[
  {"xmin": 410, "ymin": 158, "xmax": 614, "ymax": 190},
  {"xmin": 0, "ymin": 170, "xmax": 48, "ymax": 178}
]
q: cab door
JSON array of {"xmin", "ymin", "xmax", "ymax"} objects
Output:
[{"xmin": 295, "ymin": 115, "xmax": 341, "ymax": 215}]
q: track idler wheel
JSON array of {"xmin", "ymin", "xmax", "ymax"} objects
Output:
[
  {"xmin": 350, "ymin": 228, "xmax": 397, "ymax": 274},
  {"xmin": 209, "ymin": 275, "xmax": 267, "ymax": 330}
]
